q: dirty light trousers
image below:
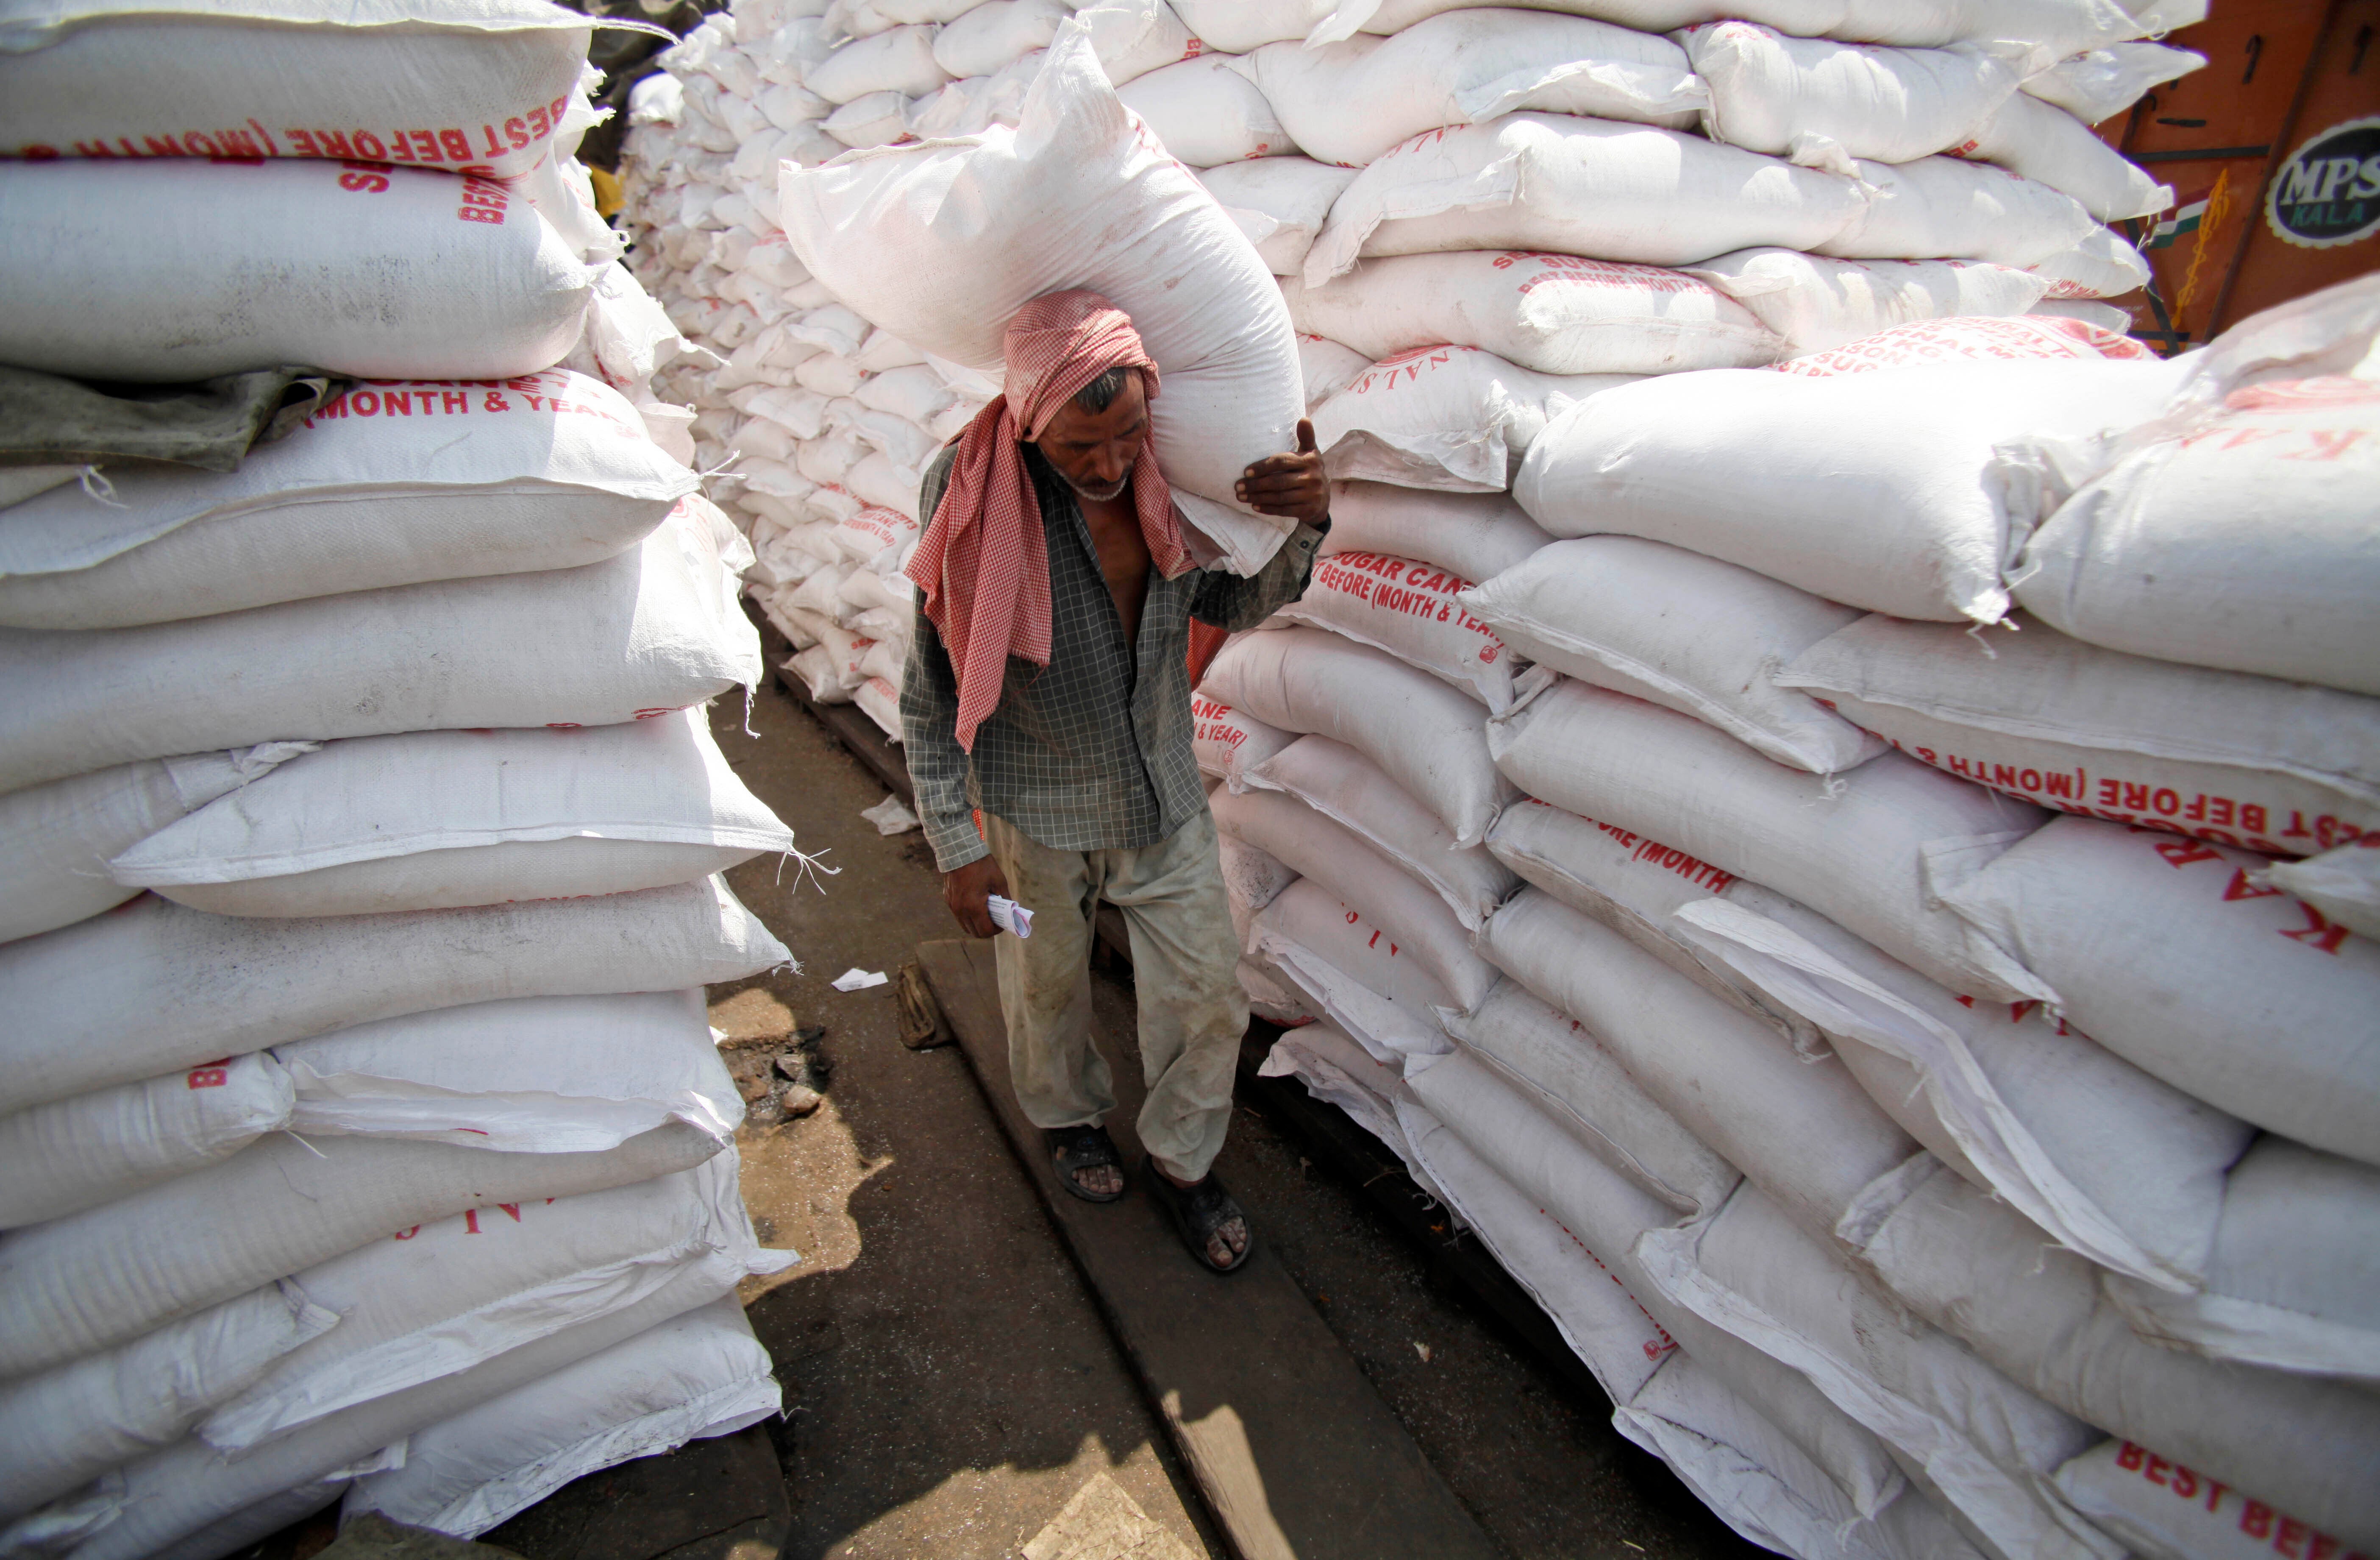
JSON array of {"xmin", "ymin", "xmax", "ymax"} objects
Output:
[{"xmin": 984, "ymin": 808, "xmax": 1248, "ymax": 1182}]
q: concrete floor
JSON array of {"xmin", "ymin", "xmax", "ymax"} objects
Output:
[{"xmin": 511, "ymin": 683, "xmax": 1753, "ymax": 1560}]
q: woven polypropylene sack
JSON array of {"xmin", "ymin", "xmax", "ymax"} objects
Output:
[
  {"xmin": 0, "ymin": 159, "xmax": 597, "ymax": 383},
  {"xmin": 0, "ymin": 374, "xmax": 697, "ymax": 631},
  {"xmin": 0, "ymin": 1, "xmax": 603, "ymax": 180},
  {"xmin": 0, "ymin": 878, "xmax": 788, "ymax": 1115},
  {"xmin": 779, "ymin": 22, "xmax": 1303, "ymax": 571},
  {"xmin": 0, "ymin": 499, "xmax": 759, "ymax": 794}
]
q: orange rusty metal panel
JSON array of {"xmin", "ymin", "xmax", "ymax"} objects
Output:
[
  {"xmin": 2104, "ymin": 0, "xmax": 2342, "ymax": 348},
  {"xmin": 2216, "ymin": 0, "xmax": 2380, "ymax": 332}
]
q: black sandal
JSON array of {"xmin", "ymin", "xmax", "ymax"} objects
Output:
[
  {"xmin": 1047, "ymin": 1124, "xmax": 1126, "ymax": 1203},
  {"xmin": 1148, "ymin": 1170, "xmax": 1253, "ymax": 1274}
]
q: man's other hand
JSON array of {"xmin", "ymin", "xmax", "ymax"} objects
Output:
[
  {"xmin": 1234, "ymin": 419, "xmax": 1329, "ymax": 527},
  {"xmin": 943, "ymin": 856, "xmax": 1010, "ymax": 940}
]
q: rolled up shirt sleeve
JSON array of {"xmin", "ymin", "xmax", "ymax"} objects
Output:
[{"xmin": 1188, "ymin": 518, "xmax": 1330, "ymax": 632}]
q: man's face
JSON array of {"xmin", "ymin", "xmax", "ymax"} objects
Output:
[{"xmin": 1032, "ymin": 370, "xmax": 1147, "ymax": 503}]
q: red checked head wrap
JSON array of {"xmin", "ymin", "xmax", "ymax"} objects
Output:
[{"xmin": 905, "ymin": 290, "xmax": 1193, "ymax": 752}]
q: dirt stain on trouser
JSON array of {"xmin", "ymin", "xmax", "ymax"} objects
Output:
[{"xmin": 984, "ymin": 807, "xmax": 1248, "ymax": 1183}]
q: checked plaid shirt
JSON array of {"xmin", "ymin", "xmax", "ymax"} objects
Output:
[{"xmin": 901, "ymin": 441, "xmax": 1326, "ymax": 873}]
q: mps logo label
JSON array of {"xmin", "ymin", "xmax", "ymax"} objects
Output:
[{"xmin": 2266, "ymin": 115, "xmax": 2380, "ymax": 250}]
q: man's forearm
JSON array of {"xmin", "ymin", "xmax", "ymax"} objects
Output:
[{"xmin": 1193, "ymin": 519, "xmax": 1329, "ymax": 631}]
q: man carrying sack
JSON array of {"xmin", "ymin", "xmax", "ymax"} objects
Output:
[{"xmin": 901, "ymin": 289, "xmax": 1330, "ymax": 1274}]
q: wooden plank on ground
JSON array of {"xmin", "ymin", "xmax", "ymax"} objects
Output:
[{"xmin": 918, "ymin": 938, "xmax": 1500, "ymax": 1560}]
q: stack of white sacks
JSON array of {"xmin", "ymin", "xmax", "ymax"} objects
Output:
[
  {"xmin": 0, "ymin": 4, "xmax": 802, "ymax": 1554},
  {"xmin": 1212, "ymin": 140, "xmax": 2380, "ymax": 1560},
  {"xmin": 606, "ymin": 4, "xmax": 2380, "ymax": 1557},
  {"xmin": 613, "ymin": 0, "xmax": 2208, "ymax": 740}
]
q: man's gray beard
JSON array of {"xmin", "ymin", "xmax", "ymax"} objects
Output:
[{"xmin": 1062, "ymin": 471, "xmax": 1130, "ymax": 503}]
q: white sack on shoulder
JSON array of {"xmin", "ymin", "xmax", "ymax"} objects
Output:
[
  {"xmin": 0, "ymin": 498, "xmax": 759, "ymax": 795},
  {"xmin": 1245, "ymin": 734, "xmax": 1517, "ymax": 930},
  {"xmin": 1312, "ymin": 340, "xmax": 1622, "ymax": 489},
  {"xmin": 1779, "ymin": 613, "xmax": 2380, "ymax": 856},
  {"xmin": 779, "ymin": 24, "xmax": 1304, "ymax": 573},
  {"xmin": 1201, "ymin": 624, "xmax": 1518, "ymax": 847},
  {"xmin": 0, "ymin": 1, "xmax": 600, "ymax": 180},
  {"xmin": 2013, "ymin": 373, "xmax": 2380, "ymax": 698},
  {"xmin": 1212, "ymin": 786, "xmax": 1496, "ymax": 1010},
  {"xmin": 1287, "ymin": 251, "xmax": 1781, "ymax": 377},
  {"xmin": 1775, "ymin": 311, "xmax": 2150, "ymax": 373},
  {"xmin": 1681, "ymin": 22, "xmax": 2024, "ymax": 173},
  {"xmin": 0, "ymin": 1123, "xmax": 724, "ymax": 1378},
  {"xmin": 1951, "ymin": 90, "xmax": 2171, "ymax": 221},
  {"xmin": 1479, "ymin": 889, "xmax": 1919, "ymax": 1241},
  {"xmin": 1272, "ymin": 546, "xmax": 1516, "ymax": 708},
  {"xmin": 1930, "ymin": 814, "xmax": 2380, "ymax": 1165},
  {"xmin": 1199, "ymin": 158, "xmax": 1356, "ymax": 278},
  {"xmin": 276, "ymin": 989, "xmax": 740, "ymax": 1153},
  {"xmin": 0, "ymin": 159, "xmax": 595, "ymax": 384},
  {"xmin": 0, "ymin": 374, "xmax": 698, "ymax": 631},
  {"xmin": 1491, "ymin": 679, "xmax": 2052, "ymax": 1003},
  {"xmin": 1679, "ymin": 248, "xmax": 2049, "ymax": 354},
  {"xmin": 1513, "ymin": 355, "xmax": 2183, "ymax": 623},
  {"xmin": 110, "ymin": 710, "xmax": 792, "ymax": 919},
  {"xmin": 1306, "ymin": 113, "xmax": 1868, "ymax": 285},
  {"xmin": 0, "ymin": 744, "xmax": 311, "ymax": 945},
  {"xmin": 343, "ymin": 1296, "xmax": 779, "ymax": 1540},
  {"xmin": 1115, "ymin": 54, "xmax": 1293, "ymax": 167},
  {"xmin": 1461, "ymin": 537, "xmax": 1881, "ymax": 774},
  {"xmin": 1247, "ymin": 10, "xmax": 1702, "ymax": 170},
  {"xmin": 0, "ymin": 879, "xmax": 789, "ymax": 1116}
]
